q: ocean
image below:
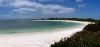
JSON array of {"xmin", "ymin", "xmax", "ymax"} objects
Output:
[{"xmin": 0, "ymin": 20, "xmax": 83, "ymax": 34}]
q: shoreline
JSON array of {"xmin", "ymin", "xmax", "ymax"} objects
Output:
[{"xmin": 0, "ymin": 20, "xmax": 89, "ymax": 47}]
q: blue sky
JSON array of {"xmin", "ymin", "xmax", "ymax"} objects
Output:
[{"xmin": 0, "ymin": 0, "xmax": 100, "ymax": 19}]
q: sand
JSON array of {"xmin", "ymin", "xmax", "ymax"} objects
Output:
[{"xmin": 0, "ymin": 20, "xmax": 90, "ymax": 47}]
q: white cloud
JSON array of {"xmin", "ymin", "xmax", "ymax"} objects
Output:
[
  {"xmin": 78, "ymin": 4, "xmax": 86, "ymax": 8},
  {"xmin": 41, "ymin": 9, "xmax": 56, "ymax": 14},
  {"xmin": 38, "ymin": 0, "xmax": 64, "ymax": 2},
  {"xmin": 9, "ymin": 12, "xmax": 13, "ymax": 14},
  {"xmin": 44, "ymin": 5, "xmax": 64, "ymax": 10},
  {"xmin": 0, "ymin": 0, "xmax": 4, "ymax": 3},
  {"xmin": 58, "ymin": 8, "xmax": 75, "ymax": 13},
  {"xmin": 9, "ymin": 0, "xmax": 34, "ymax": 7},
  {"xmin": 0, "ymin": 0, "xmax": 4, "ymax": 6},
  {"xmin": 1, "ymin": 0, "xmax": 75, "ymax": 14},
  {"xmin": 38, "ymin": 0, "xmax": 52, "ymax": 2},
  {"xmin": 39, "ymin": 4, "xmax": 75, "ymax": 14},
  {"xmin": 76, "ymin": 0, "xmax": 83, "ymax": 2},
  {"xmin": 13, "ymin": 8, "xmax": 37, "ymax": 13},
  {"xmin": 10, "ymin": 0, "xmax": 75, "ymax": 14}
]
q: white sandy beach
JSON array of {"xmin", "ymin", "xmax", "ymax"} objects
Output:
[{"xmin": 0, "ymin": 20, "xmax": 90, "ymax": 47}]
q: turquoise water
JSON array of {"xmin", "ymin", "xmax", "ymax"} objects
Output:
[{"xmin": 0, "ymin": 20, "xmax": 83, "ymax": 34}]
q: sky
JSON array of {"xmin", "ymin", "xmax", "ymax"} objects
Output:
[{"xmin": 0, "ymin": 0, "xmax": 100, "ymax": 20}]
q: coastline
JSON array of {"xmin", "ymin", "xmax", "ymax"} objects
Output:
[{"xmin": 0, "ymin": 20, "xmax": 89, "ymax": 47}]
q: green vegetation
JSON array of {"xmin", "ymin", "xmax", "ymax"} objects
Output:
[
  {"xmin": 41, "ymin": 18, "xmax": 98, "ymax": 22},
  {"xmin": 50, "ymin": 19, "xmax": 100, "ymax": 47}
]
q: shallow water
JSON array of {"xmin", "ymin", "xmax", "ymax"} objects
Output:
[{"xmin": 0, "ymin": 20, "xmax": 83, "ymax": 34}]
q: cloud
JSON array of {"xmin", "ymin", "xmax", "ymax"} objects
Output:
[
  {"xmin": 38, "ymin": 0, "xmax": 64, "ymax": 2},
  {"xmin": 58, "ymin": 8, "xmax": 75, "ymax": 13},
  {"xmin": 78, "ymin": 4, "xmax": 86, "ymax": 8},
  {"xmin": 0, "ymin": 0, "xmax": 75, "ymax": 14},
  {"xmin": 0, "ymin": 0, "xmax": 4, "ymax": 6},
  {"xmin": 41, "ymin": 9, "xmax": 56, "ymax": 14},
  {"xmin": 12, "ymin": 8, "xmax": 37, "ymax": 13},
  {"xmin": 76, "ymin": 0, "xmax": 83, "ymax": 2},
  {"xmin": 8, "ymin": 0, "xmax": 34, "ymax": 7},
  {"xmin": 38, "ymin": 0, "xmax": 53, "ymax": 2},
  {"xmin": 0, "ymin": 0, "xmax": 4, "ymax": 3}
]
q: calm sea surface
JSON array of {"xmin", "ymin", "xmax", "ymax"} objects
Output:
[{"xmin": 0, "ymin": 20, "xmax": 83, "ymax": 34}]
